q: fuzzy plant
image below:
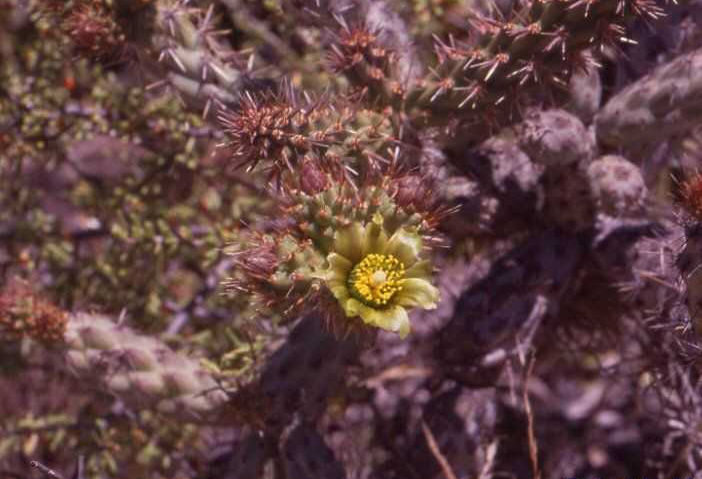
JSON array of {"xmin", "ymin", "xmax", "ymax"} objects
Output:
[{"xmin": 63, "ymin": 312, "xmax": 229, "ymax": 419}]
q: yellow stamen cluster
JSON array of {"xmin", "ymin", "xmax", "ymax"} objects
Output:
[{"xmin": 348, "ymin": 254, "xmax": 405, "ymax": 307}]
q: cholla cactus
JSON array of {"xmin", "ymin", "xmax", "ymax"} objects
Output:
[
  {"xmin": 587, "ymin": 155, "xmax": 647, "ymax": 217},
  {"xmin": 43, "ymin": 0, "xmax": 245, "ymax": 111},
  {"xmin": 217, "ymin": 89, "xmax": 398, "ymax": 185},
  {"xmin": 225, "ymin": 176, "xmax": 444, "ymax": 338},
  {"xmin": 0, "ymin": 280, "xmax": 68, "ymax": 343},
  {"xmin": 146, "ymin": 0, "xmax": 244, "ymax": 111},
  {"xmin": 516, "ymin": 108, "xmax": 598, "ymax": 231},
  {"xmin": 63, "ymin": 312, "xmax": 228, "ymax": 419},
  {"xmin": 402, "ymin": 0, "xmax": 665, "ymax": 132},
  {"xmin": 220, "ymin": 89, "xmax": 446, "ymax": 338},
  {"xmin": 60, "ymin": 0, "xmax": 127, "ymax": 59},
  {"xmin": 596, "ymin": 48, "xmax": 702, "ymax": 151}
]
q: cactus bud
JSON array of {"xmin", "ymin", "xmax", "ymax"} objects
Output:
[
  {"xmin": 0, "ymin": 280, "xmax": 68, "ymax": 343},
  {"xmin": 62, "ymin": 1, "xmax": 125, "ymax": 59},
  {"xmin": 300, "ymin": 155, "xmax": 330, "ymax": 195},
  {"xmin": 587, "ymin": 155, "xmax": 647, "ymax": 217},
  {"xmin": 680, "ymin": 173, "xmax": 702, "ymax": 223}
]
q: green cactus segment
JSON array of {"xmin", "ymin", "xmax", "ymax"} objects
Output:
[
  {"xmin": 227, "ymin": 177, "xmax": 443, "ymax": 321},
  {"xmin": 225, "ymin": 233, "xmax": 325, "ymax": 313},
  {"xmin": 132, "ymin": 0, "xmax": 243, "ymax": 112},
  {"xmin": 327, "ymin": 23, "xmax": 408, "ymax": 107},
  {"xmin": 64, "ymin": 313, "xmax": 227, "ymax": 418},
  {"xmin": 405, "ymin": 0, "xmax": 663, "ymax": 116},
  {"xmin": 218, "ymin": 89, "xmax": 444, "ymax": 330},
  {"xmin": 595, "ymin": 48, "xmax": 702, "ymax": 150},
  {"xmin": 220, "ymin": 86, "xmax": 445, "ymax": 324},
  {"xmin": 218, "ymin": 91, "xmax": 350, "ymax": 181},
  {"xmin": 287, "ymin": 182, "xmax": 435, "ymax": 254},
  {"xmin": 218, "ymin": 92, "xmax": 396, "ymax": 188}
]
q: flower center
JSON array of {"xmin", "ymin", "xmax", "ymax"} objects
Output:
[{"xmin": 348, "ymin": 253, "xmax": 405, "ymax": 307}]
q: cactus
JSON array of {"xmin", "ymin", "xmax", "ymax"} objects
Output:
[
  {"xmin": 219, "ymin": 90, "xmax": 447, "ymax": 338},
  {"xmin": 217, "ymin": 90, "xmax": 400, "ymax": 186},
  {"xmin": 517, "ymin": 109, "xmax": 596, "ymax": 167},
  {"xmin": 593, "ymin": 220, "xmax": 681, "ymax": 321},
  {"xmin": 0, "ymin": 280, "xmax": 68, "ymax": 343},
  {"xmin": 42, "ymin": 0, "xmax": 246, "ymax": 112},
  {"xmin": 566, "ymin": 56, "xmax": 602, "ymax": 123},
  {"xmin": 63, "ymin": 313, "xmax": 228, "ymax": 419},
  {"xmin": 326, "ymin": 22, "xmax": 409, "ymax": 107},
  {"xmin": 131, "ymin": 0, "xmax": 244, "ymax": 113},
  {"xmin": 404, "ymin": 0, "xmax": 664, "ymax": 120},
  {"xmin": 515, "ymin": 109, "xmax": 598, "ymax": 231},
  {"xmin": 587, "ymin": 155, "xmax": 647, "ymax": 217},
  {"xmin": 595, "ymin": 47, "xmax": 702, "ymax": 151},
  {"xmin": 467, "ymin": 132, "xmax": 541, "ymax": 219}
]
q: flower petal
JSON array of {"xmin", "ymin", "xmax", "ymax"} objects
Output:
[
  {"xmin": 362, "ymin": 215, "xmax": 388, "ymax": 256},
  {"xmin": 342, "ymin": 297, "xmax": 365, "ymax": 318},
  {"xmin": 345, "ymin": 300, "xmax": 410, "ymax": 338},
  {"xmin": 333, "ymin": 223, "xmax": 365, "ymax": 264},
  {"xmin": 330, "ymin": 284, "xmax": 350, "ymax": 302},
  {"xmin": 385, "ymin": 228, "xmax": 423, "ymax": 266},
  {"xmin": 391, "ymin": 305, "xmax": 411, "ymax": 338},
  {"xmin": 327, "ymin": 253, "xmax": 353, "ymax": 278},
  {"xmin": 395, "ymin": 278, "xmax": 439, "ymax": 309},
  {"xmin": 404, "ymin": 260, "xmax": 433, "ymax": 280},
  {"xmin": 373, "ymin": 305, "xmax": 410, "ymax": 338}
]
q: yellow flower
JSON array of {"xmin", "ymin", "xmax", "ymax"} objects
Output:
[{"xmin": 321, "ymin": 215, "xmax": 439, "ymax": 338}]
